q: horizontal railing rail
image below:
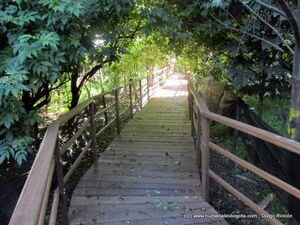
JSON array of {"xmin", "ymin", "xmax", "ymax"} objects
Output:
[
  {"xmin": 188, "ymin": 82, "xmax": 300, "ymax": 225},
  {"xmin": 9, "ymin": 66, "xmax": 171, "ymax": 225}
]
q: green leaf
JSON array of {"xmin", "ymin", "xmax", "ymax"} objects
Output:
[{"xmin": 0, "ymin": 154, "xmax": 6, "ymax": 165}]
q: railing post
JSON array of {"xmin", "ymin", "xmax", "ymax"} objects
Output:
[
  {"xmin": 188, "ymin": 88, "xmax": 195, "ymax": 137},
  {"xmin": 151, "ymin": 73, "xmax": 154, "ymax": 95},
  {"xmin": 162, "ymin": 68, "xmax": 165, "ymax": 85},
  {"xmin": 89, "ymin": 102, "xmax": 97, "ymax": 162},
  {"xmin": 114, "ymin": 89, "xmax": 120, "ymax": 134},
  {"xmin": 196, "ymin": 108, "xmax": 201, "ymax": 168},
  {"xmin": 188, "ymin": 90, "xmax": 193, "ymax": 120},
  {"xmin": 167, "ymin": 66, "xmax": 170, "ymax": 79},
  {"xmin": 102, "ymin": 95, "xmax": 108, "ymax": 125},
  {"xmin": 129, "ymin": 80, "xmax": 133, "ymax": 119},
  {"xmin": 139, "ymin": 79, "xmax": 143, "ymax": 108},
  {"xmin": 54, "ymin": 140, "xmax": 69, "ymax": 225},
  {"xmin": 201, "ymin": 115, "xmax": 210, "ymax": 202},
  {"xmin": 146, "ymin": 76, "xmax": 150, "ymax": 101}
]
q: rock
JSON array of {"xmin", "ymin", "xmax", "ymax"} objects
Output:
[
  {"xmin": 235, "ymin": 174, "xmax": 257, "ymax": 184},
  {"xmin": 195, "ymin": 76, "xmax": 234, "ymax": 115}
]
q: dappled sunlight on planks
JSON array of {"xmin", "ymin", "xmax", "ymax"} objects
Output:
[{"xmin": 152, "ymin": 73, "xmax": 188, "ymax": 98}]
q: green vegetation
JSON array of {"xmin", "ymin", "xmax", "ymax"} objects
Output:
[
  {"xmin": 243, "ymin": 95, "xmax": 290, "ymax": 136},
  {"xmin": 46, "ymin": 36, "xmax": 172, "ymax": 116},
  {"xmin": 0, "ymin": 0, "xmax": 175, "ymax": 165}
]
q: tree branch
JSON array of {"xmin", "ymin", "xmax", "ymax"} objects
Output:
[
  {"xmin": 50, "ymin": 77, "xmax": 70, "ymax": 91},
  {"xmin": 210, "ymin": 12, "xmax": 285, "ymax": 52},
  {"xmin": 254, "ymin": 0, "xmax": 287, "ymax": 18},
  {"xmin": 278, "ymin": 0, "xmax": 300, "ymax": 46},
  {"xmin": 221, "ymin": 7, "xmax": 246, "ymax": 31},
  {"xmin": 78, "ymin": 63, "xmax": 103, "ymax": 90},
  {"xmin": 34, "ymin": 95, "xmax": 51, "ymax": 110},
  {"xmin": 75, "ymin": 21, "xmax": 143, "ymax": 98},
  {"xmin": 117, "ymin": 21, "xmax": 143, "ymax": 39},
  {"xmin": 239, "ymin": 0, "xmax": 294, "ymax": 53}
]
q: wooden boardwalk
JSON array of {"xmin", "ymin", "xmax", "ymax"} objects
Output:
[{"xmin": 69, "ymin": 74, "xmax": 228, "ymax": 225}]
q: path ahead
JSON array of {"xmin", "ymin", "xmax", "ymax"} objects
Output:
[{"xmin": 69, "ymin": 74, "xmax": 228, "ymax": 225}]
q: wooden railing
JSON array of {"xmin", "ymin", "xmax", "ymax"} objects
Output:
[
  {"xmin": 9, "ymin": 66, "xmax": 170, "ymax": 225},
  {"xmin": 188, "ymin": 83, "xmax": 300, "ymax": 225}
]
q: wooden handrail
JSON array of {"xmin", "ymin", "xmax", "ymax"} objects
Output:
[
  {"xmin": 9, "ymin": 123, "xmax": 59, "ymax": 225},
  {"xmin": 209, "ymin": 170, "xmax": 284, "ymax": 225},
  {"xmin": 188, "ymin": 85, "xmax": 300, "ymax": 155},
  {"xmin": 209, "ymin": 142, "xmax": 300, "ymax": 198},
  {"xmin": 206, "ymin": 112, "xmax": 300, "ymax": 155},
  {"xmin": 188, "ymin": 79, "xmax": 300, "ymax": 225},
  {"xmin": 189, "ymin": 84, "xmax": 209, "ymax": 114},
  {"xmin": 9, "ymin": 66, "xmax": 170, "ymax": 225}
]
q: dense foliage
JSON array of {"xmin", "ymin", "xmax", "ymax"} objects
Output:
[
  {"xmin": 0, "ymin": 0, "xmax": 141, "ymax": 165},
  {"xmin": 0, "ymin": 0, "xmax": 176, "ymax": 165},
  {"xmin": 47, "ymin": 35, "xmax": 172, "ymax": 115}
]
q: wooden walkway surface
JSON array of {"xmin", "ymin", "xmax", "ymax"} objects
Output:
[{"xmin": 69, "ymin": 74, "xmax": 228, "ymax": 225}]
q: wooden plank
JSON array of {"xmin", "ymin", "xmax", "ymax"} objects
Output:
[
  {"xmin": 123, "ymin": 124, "xmax": 190, "ymax": 129},
  {"xmin": 119, "ymin": 133, "xmax": 191, "ymax": 138},
  {"xmin": 113, "ymin": 137, "xmax": 194, "ymax": 143},
  {"xmin": 78, "ymin": 173, "xmax": 200, "ymax": 184},
  {"xmin": 75, "ymin": 180, "xmax": 201, "ymax": 190},
  {"xmin": 70, "ymin": 200, "xmax": 227, "ymax": 225},
  {"xmin": 105, "ymin": 146, "xmax": 195, "ymax": 152},
  {"xmin": 128, "ymin": 122, "xmax": 189, "ymax": 126},
  {"xmin": 71, "ymin": 196, "xmax": 204, "ymax": 205},
  {"xmin": 95, "ymin": 158, "xmax": 197, "ymax": 166},
  {"xmin": 110, "ymin": 139, "xmax": 192, "ymax": 145},
  {"xmin": 73, "ymin": 188, "xmax": 199, "ymax": 197},
  {"xmin": 75, "ymin": 179, "xmax": 201, "ymax": 189},
  {"xmin": 87, "ymin": 162, "xmax": 199, "ymax": 173},
  {"xmin": 98, "ymin": 152, "xmax": 196, "ymax": 160},
  {"xmin": 69, "ymin": 74, "xmax": 228, "ymax": 225},
  {"xmin": 94, "ymin": 159, "xmax": 199, "ymax": 168}
]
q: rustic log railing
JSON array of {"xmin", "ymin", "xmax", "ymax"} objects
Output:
[
  {"xmin": 188, "ymin": 82, "xmax": 300, "ymax": 225},
  {"xmin": 9, "ymin": 66, "xmax": 170, "ymax": 225}
]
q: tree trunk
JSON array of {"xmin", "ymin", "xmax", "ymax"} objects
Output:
[
  {"xmin": 290, "ymin": 46, "xmax": 300, "ymax": 140},
  {"xmin": 22, "ymin": 91, "xmax": 40, "ymax": 149},
  {"xmin": 288, "ymin": 45, "xmax": 300, "ymax": 223},
  {"xmin": 70, "ymin": 72, "xmax": 81, "ymax": 109},
  {"xmin": 258, "ymin": 91, "xmax": 264, "ymax": 117},
  {"xmin": 231, "ymin": 99, "xmax": 240, "ymax": 169},
  {"xmin": 231, "ymin": 99, "xmax": 240, "ymax": 155}
]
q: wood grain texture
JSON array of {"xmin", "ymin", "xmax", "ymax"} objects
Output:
[
  {"xmin": 69, "ymin": 74, "xmax": 228, "ymax": 225},
  {"xmin": 9, "ymin": 124, "xmax": 59, "ymax": 225}
]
